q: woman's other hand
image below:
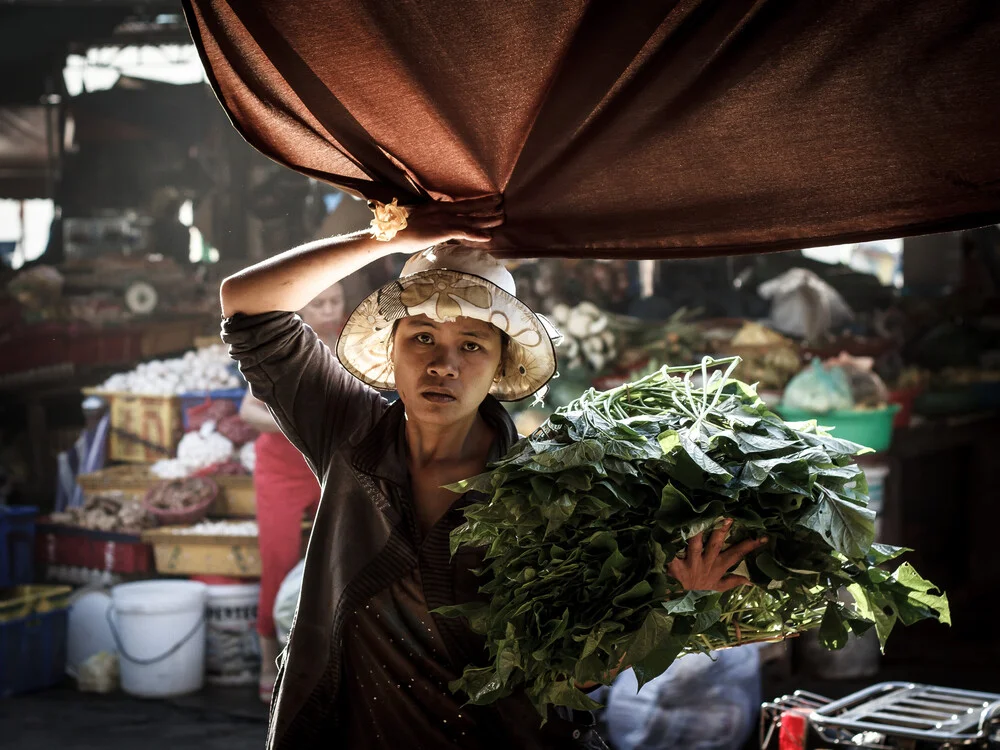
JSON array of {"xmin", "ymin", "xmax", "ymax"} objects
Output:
[{"xmin": 667, "ymin": 518, "xmax": 767, "ymax": 592}]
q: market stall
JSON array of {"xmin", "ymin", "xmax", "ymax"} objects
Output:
[{"xmin": 0, "ymin": 334, "xmax": 298, "ymax": 698}]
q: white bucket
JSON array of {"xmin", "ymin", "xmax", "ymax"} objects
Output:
[
  {"xmin": 205, "ymin": 583, "xmax": 261, "ymax": 686},
  {"xmin": 860, "ymin": 461, "xmax": 890, "ymax": 517},
  {"xmin": 67, "ymin": 590, "xmax": 117, "ymax": 679},
  {"xmin": 109, "ymin": 580, "xmax": 208, "ymax": 698},
  {"xmin": 859, "ymin": 459, "xmax": 890, "ymax": 541}
]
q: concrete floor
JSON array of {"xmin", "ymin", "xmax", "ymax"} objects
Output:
[
  {"xmin": 2, "ymin": 644, "xmax": 996, "ymax": 750},
  {"xmin": 2, "ymin": 683, "xmax": 268, "ymax": 750}
]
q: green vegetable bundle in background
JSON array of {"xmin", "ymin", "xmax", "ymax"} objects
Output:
[{"xmin": 441, "ymin": 358, "xmax": 950, "ymax": 717}]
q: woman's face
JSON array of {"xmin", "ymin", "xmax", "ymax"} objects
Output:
[
  {"xmin": 392, "ymin": 315, "xmax": 503, "ymax": 426},
  {"xmin": 301, "ymin": 283, "xmax": 345, "ymax": 339}
]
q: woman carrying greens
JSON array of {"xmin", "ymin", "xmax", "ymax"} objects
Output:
[{"xmin": 219, "ymin": 196, "xmax": 766, "ymax": 750}]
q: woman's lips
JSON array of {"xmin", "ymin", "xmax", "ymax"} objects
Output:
[{"xmin": 422, "ymin": 391, "xmax": 457, "ymax": 403}]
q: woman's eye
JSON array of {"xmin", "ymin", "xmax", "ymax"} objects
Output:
[
  {"xmin": 463, "ymin": 342, "xmax": 481, "ymax": 352},
  {"xmin": 415, "ymin": 333, "xmax": 433, "ymax": 344}
]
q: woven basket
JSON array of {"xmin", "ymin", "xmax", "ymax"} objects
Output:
[{"xmin": 142, "ymin": 478, "xmax": 219, "ymax": 527}]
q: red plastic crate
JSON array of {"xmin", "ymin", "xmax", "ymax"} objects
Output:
[{"xmin": 35, "ymin": 521, "xmax": 153, "ymax": 574}]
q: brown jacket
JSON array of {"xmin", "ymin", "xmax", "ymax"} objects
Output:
[{"xmin": 223, "ymin": 311, "xmax": 606, "ymax": 749}]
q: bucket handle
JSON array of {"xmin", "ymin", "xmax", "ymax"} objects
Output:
[{"xmin": 106, "ymin": 603, "xmax": 206, "ymax": 666}]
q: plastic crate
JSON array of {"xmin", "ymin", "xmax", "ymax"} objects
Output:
[
  {"xmin": 143, "ymin": 522, "xmax": 308, "ymax": 577},
  {"xmin": 210, "ymin": 475, "xmax": 256, "ymax": 518},
  {"xmin": 35, "ymin": 522, "xmax": 154, "ymax": 575},
  {"xmin": 0, "ymin": 585, "xmax": 71, "ymax": 697},
  {"xmin": 84, "ymin": 390, "xmax": 183, "ymax": 463},
  {"xmin": 1, "ymin": 506, "xmax": 38, "ymax": 587},
  {"xmin": 76, "ymin": 464, "xmax": 156, "ymax": 500},
  {"xmin": 179, "ymin": 388, "xmax": 247, "ymax": 431}
]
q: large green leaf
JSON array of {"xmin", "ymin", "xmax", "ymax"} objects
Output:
[
  {"xmin": 888, "ymin": 563, "xmax": 951, "ymax": 626},
  {"xmin": 866, "ymin": 543, "xmax": 912, "ymax": 566},
  {"xmin": 846, "ymin": 583, "xmax": 896, "ymax": 650},
  {"xmin": 819, "ymin": 601, "xmax": 850, "ymax": 649},
  {"xmin": 537, "ymin": 680, "xmax": 603, "ymax": 712},
  {"xmin": 625, "ymin": 609, "xmax": 688, "ymax": 688},
  {"xmin": 798, "ymin": 489, "xmax": 875, "ymax": 559}
]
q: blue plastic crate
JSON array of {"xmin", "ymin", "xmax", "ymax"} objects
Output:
[
  {"xmin": 0, "ymin": 586, "xmax": 70, "ymax": 697},
  {"xmin": 179, "ymin": 388, "xmax": 248, "ymax": 431},
  {"xmin": 0, "ymin": 506, "xmax": 38, "ymax": 587}
]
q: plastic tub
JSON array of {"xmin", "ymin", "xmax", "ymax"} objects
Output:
[
  {"xmin": 108, "ymin": 580, "xmax": 208, "ymax": 698},
  {"xmin": 777, "ymin": 405, "xmax": 900, "ymax": 453},
  {"xmin": 205, "ymin": 582, "xmax": 261, "ymax": 686}
]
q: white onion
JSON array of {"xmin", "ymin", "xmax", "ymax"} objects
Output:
[
  {"xmin": 239, "ymin": 442, "xmax": 256, "ymax": 473},
  {"xmin": 151, "ymin": 458, "xmax": 190, "ymax": 479},
  {"xmin": 169, "ymin": 520, "xmax": 258, "ymax": 536}
]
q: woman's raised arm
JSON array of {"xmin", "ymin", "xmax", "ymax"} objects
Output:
[{"xmin": 219, "ymin": 196, "xmax": 503, "ymax": 317}]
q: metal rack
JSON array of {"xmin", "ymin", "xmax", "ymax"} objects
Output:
[
  {"xmin": 761, "ymin": 683, "xmax": 1000, "ymax": 749},
  {"xmin": 811, "ymin": 683, "xmax": 1000, "ymax": 749},
  {"xmin": 760, "ymin": 690, "xmax": 831, "ymax": 749}
]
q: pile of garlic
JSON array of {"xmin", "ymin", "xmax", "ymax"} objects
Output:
[
  {"xmin": 95, "ymin": 345, "xmax": 241, "ymax": 396},
  {"xmin": 150, "ymin": 421, "xmax": 235, "ymax": 479},
  {"xmin": 550, "ymin": 302, "xmax": 618, "ymax": 372}
]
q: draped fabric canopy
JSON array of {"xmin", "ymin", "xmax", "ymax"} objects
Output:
[{"xmin": 183, "ymin": 0, "xmax": 1000, "ymax": 259}]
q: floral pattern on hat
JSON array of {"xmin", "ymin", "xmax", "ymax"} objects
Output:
[{"xmin": 399, "ymin": 277, "xmax": 493, "ymax": 321}]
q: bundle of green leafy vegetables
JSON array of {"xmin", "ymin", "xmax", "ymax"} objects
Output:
[{"xmin": 440, "ymin": 358, "xmax": 950, "ymax": 717}]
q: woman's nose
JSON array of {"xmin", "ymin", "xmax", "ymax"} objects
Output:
[{"xmin": 427, "ymin": 353, "xmax": 459, "ymax": 378}]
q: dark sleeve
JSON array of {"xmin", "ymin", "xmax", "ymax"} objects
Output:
[{"xmin": 221, "ymin": 311, "xmax": 384, "ymax": 478}]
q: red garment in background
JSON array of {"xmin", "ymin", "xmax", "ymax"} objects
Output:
[{"xmin": 254, "ymin": 431, "xmax": 320, "ymax": 638}]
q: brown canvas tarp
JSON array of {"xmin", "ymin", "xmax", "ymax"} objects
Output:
[{"xmin": 183, "ymin": 0, "xmax": 1000, "ymax": 259}]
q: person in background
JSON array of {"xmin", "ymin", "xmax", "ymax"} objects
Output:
[
  {"xmin": 238, "ymin": 281, "xmax": 347, "ymax": 703},
  {"xmin": 593, "ymin": 644, "xmax": 762, "ymax": 750},
  {"xmin": 149, "ymin": 188, "xmax": 193, "ymax": 265}
]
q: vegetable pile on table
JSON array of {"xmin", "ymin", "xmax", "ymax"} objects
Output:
[
  {"xmin": 144, "ymin": 477, "xmax": 217, "ymax": 513},
  {"xmin": 50, "ymin": 491, "xmax": 153, "ymax": 533},
  {"xmin": 442, "ymin": 358, "xmax": 950, "ymax": 717}
]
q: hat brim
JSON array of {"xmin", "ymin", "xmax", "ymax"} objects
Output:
[{"xmin": 336, "ymin": 269, "xmax": 560, "ymax": 402}]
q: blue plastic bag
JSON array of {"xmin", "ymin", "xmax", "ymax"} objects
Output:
[{"xmin": 782, "ymin": 358, "xmax": 854, "ymax": 413}]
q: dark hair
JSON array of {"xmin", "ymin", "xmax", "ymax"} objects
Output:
[{"xmin": 389, "ymin": 319, "xmax": 511, "ymax": 377}]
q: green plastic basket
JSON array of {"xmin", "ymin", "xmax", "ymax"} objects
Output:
[{"xmin": 776, "ymin": 404, "xmax": 900, "ymax": 453}]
